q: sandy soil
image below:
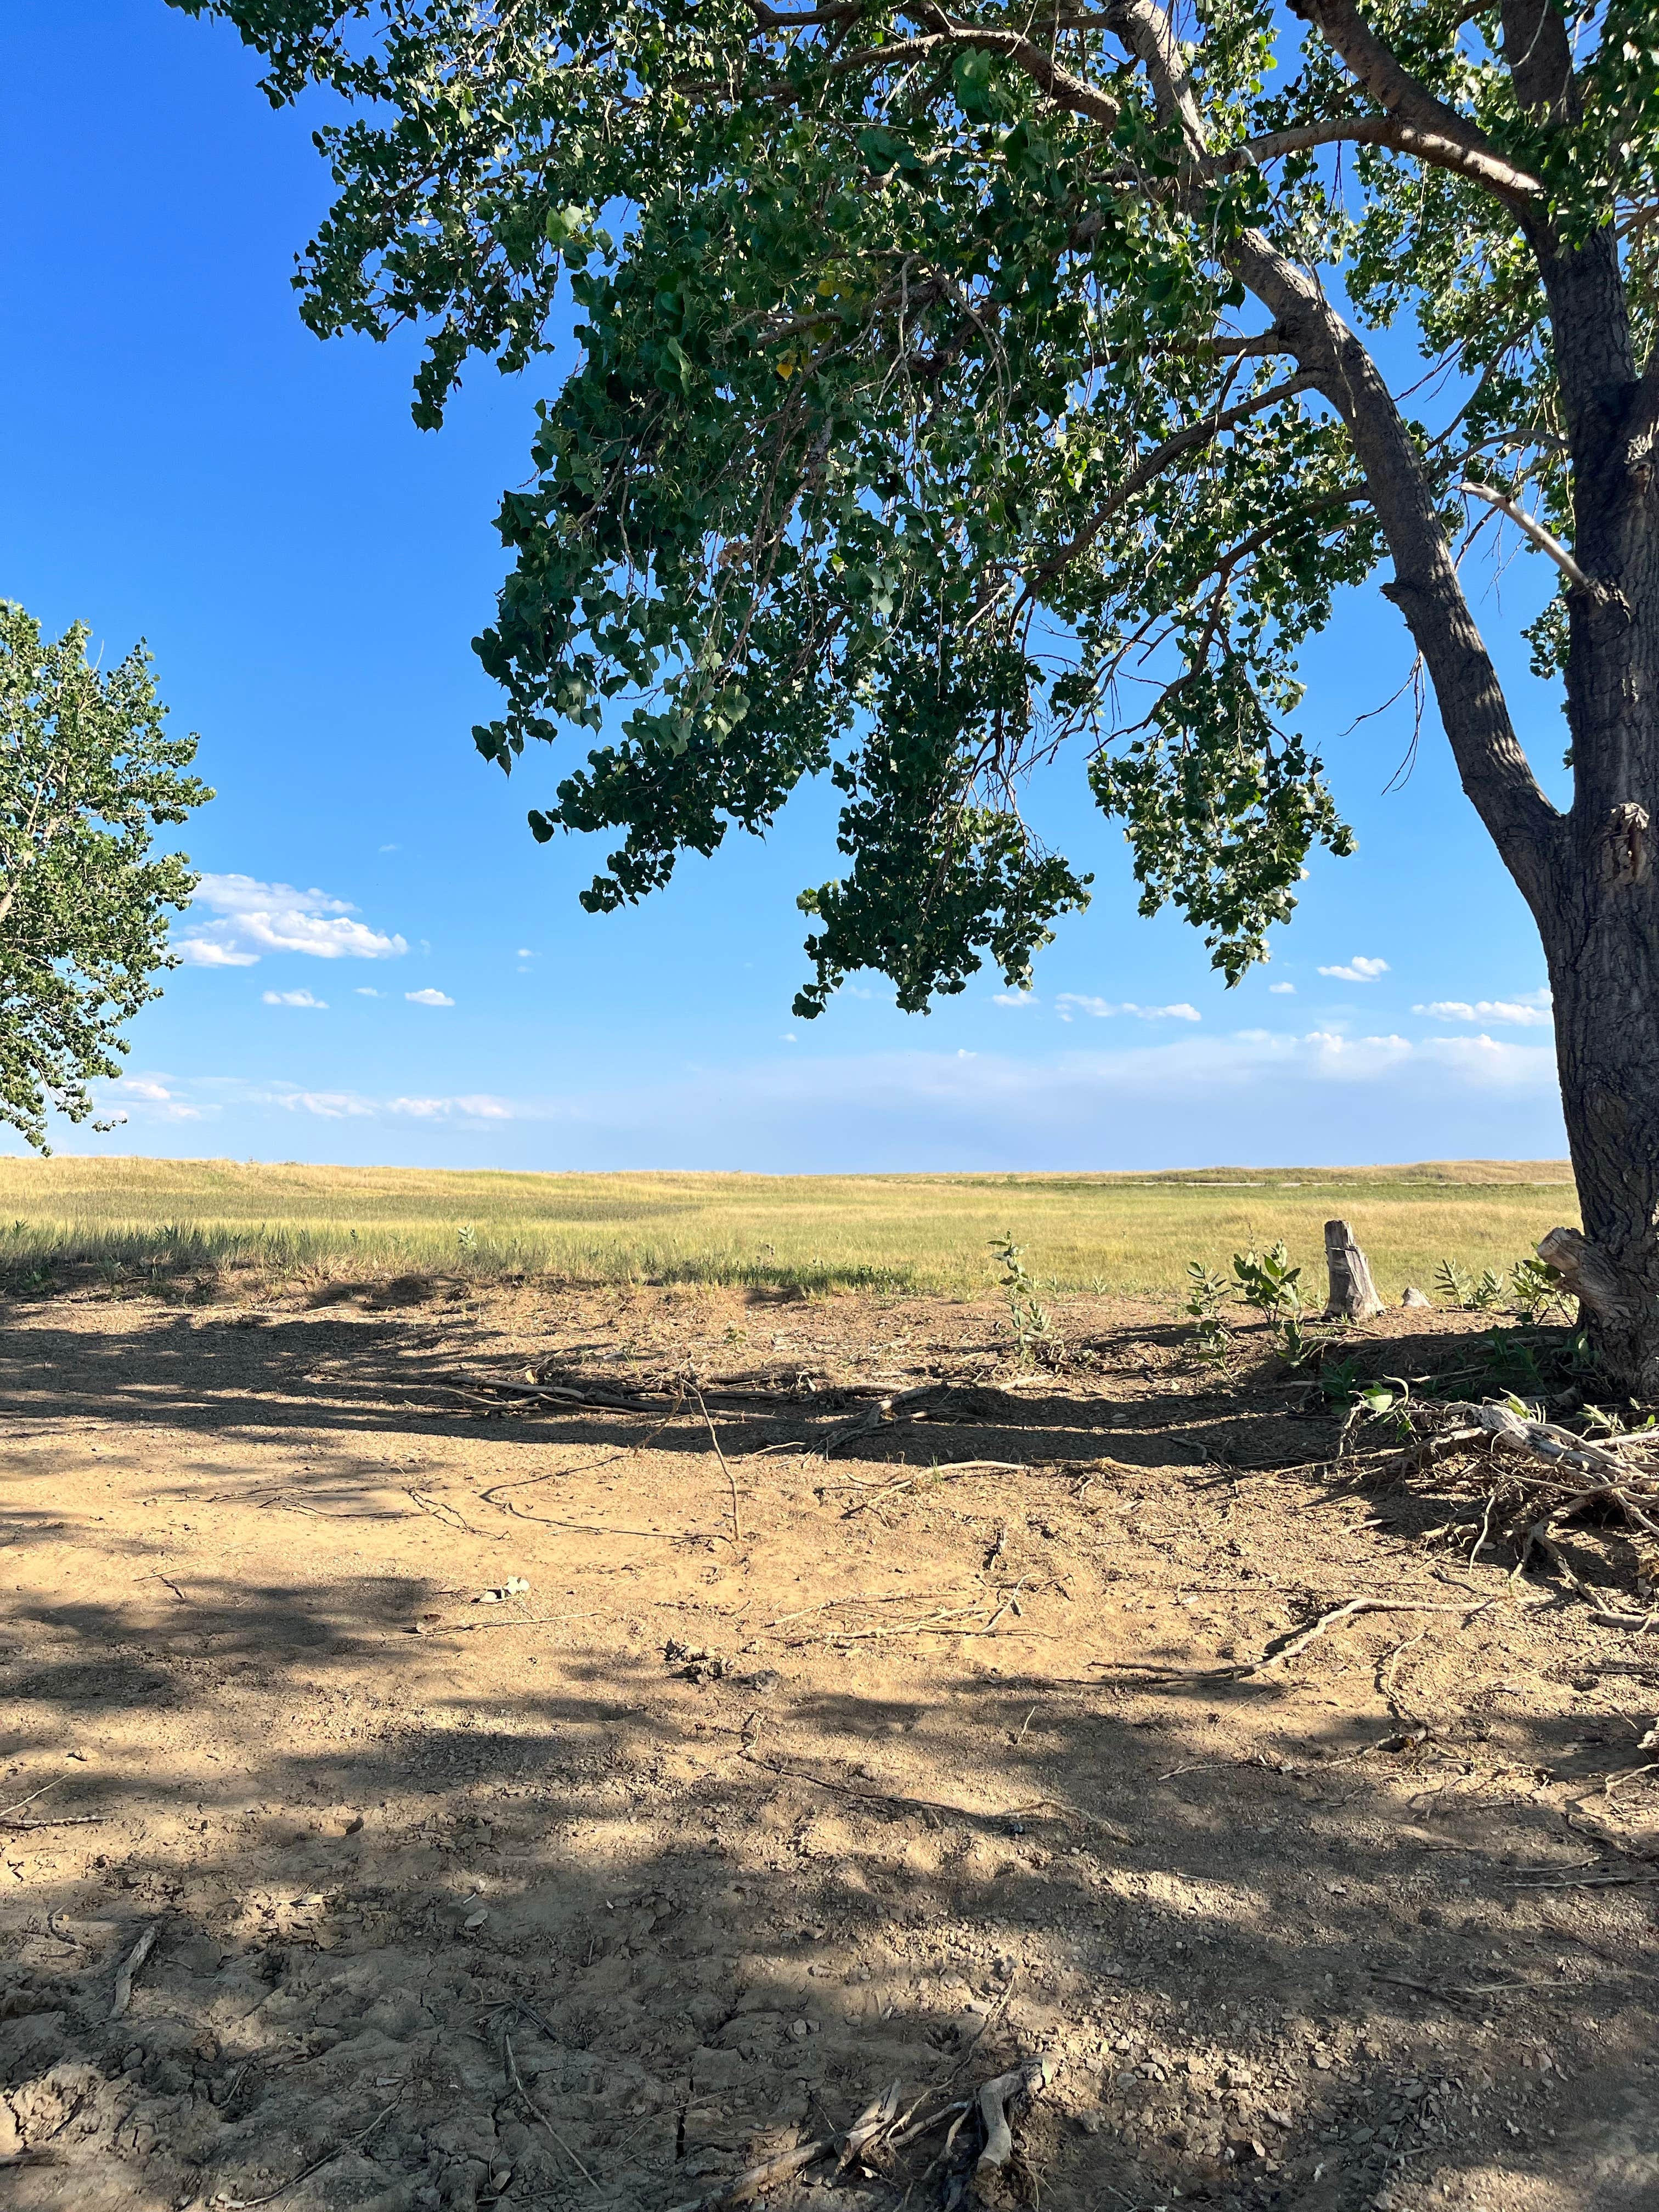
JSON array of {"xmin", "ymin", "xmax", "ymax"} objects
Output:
[{"xmin": 1, "ymin": 1277, "xmax": 1655, "ymax": 2212}]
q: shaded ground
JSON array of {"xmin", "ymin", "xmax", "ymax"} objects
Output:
[{"xmin": 1, "ymin": 1277, "xmax": 1655, "ymax": 2211}]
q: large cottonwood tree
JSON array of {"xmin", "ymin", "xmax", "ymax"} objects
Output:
[{"xmin": 175, "ymin": 0, "xmax": 1659, "ymax": 1385}]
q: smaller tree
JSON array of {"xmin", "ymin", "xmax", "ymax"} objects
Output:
[{"xmin": 0, "ymin": 603, "xmax": 212, "ymax": 1151}]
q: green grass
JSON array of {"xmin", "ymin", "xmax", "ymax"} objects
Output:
[{"xmin": 0, "ymin": 1155, "xmax": 1579, "ymax": 1302}]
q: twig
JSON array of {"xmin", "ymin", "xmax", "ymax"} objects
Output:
[
  {"xmin": 111, "ymin": 1922, "xmax": 159, "ymax": 2018},
  {"xmin": 662, "ymin": 2082, "xmax": 900, "ymax": 2212},
  {"xmin": 0, "ymin": 1779, "xmax": 61, "ymax": 1821},
  {"xmin": 1109, "ymin": 1596, "xmax": 1493, "ymax": 1684},
  {"xmin": 692, "ymin": 1384, "xmax": 743, "ymax": 1544},
  {"xmin": 840, "ymin": 1460, "xmax": 1026, "ymax": 1517},
  {"xmin": 216, "ymin": 2092, "xmax": 404, "ymax": 2208},
  {"xmin": 504, "ymin": 2027, "xmax": 597, "ymax": 2187},
  {"xmin": 740, "ymin": 1746, "xmax": 1126, "ymax": 1839}
]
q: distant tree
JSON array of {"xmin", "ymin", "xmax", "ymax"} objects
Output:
[
  {"xmin": 0, "ymin": 603, "xmax": 211, "ymax": 1150},
  {"xmin": 173, "ymin": 1, "xmax": 1659, "ymax": 1388}
]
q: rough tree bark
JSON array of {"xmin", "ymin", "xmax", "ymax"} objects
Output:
[{"xmin": 1323, "ymin": 1220, "xmax": 1383, "ymax": 1321}]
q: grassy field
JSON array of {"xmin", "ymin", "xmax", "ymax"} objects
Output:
[{"xmin": 0, "ymin": 1154, "xmax": 1578, "ymax": 1301}]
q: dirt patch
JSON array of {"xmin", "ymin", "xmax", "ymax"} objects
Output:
[{"xmin": 1, "ymin": 1280, "xmax": 1655, "ymax": 2210}]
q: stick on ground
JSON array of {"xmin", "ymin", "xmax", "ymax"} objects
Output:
[{"xmin": 110, "ymin": 1922, "xmax": 158, "ymax": 2019}]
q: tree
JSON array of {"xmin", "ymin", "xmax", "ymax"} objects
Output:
[
  {"xmin": 0, "ymin": 604, "xmax": 211, "ymax": 1150},
  {"xmin": 173, "ymin": 0, "xmax": 1659, "ymax": 1385}
]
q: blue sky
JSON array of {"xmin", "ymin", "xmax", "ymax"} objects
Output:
[{"xmin": 1, "ymin": 1, "xmax": 1569, "ymax": 1171}]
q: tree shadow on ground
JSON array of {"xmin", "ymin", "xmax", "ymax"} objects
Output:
[{"xmin": 3, "ymin": 1571, "xmax": 1656, "ymax": 2212}]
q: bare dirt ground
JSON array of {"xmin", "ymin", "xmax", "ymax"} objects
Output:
[{"xmin": 2, "ymin": 1277, "xmax": 1656, "ymax": 2212}]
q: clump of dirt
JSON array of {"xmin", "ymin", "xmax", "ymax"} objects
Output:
[{"xmin": 0, "ymin": 1279, "xmax": 1655, "ymax": 2211}]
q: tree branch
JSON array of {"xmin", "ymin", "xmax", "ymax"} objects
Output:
[
  {"xmin": 1460, "ymin": 480, "xmax": 1590, "ymax": 591},
  {"xmin": 1109, "ymin": 0, "xmax": 1562, "ymax": 911},
  {"xmin": 1209, "ymin": 113, "xmax": 1543, "ymax": 202},
  {"xmin": 1286, "ymin": 0, "xmax": 1543, "ymax": 213},
  {"xmin": 1019, "ymin": 371, "xmax": 1319, "ymax": 603}
]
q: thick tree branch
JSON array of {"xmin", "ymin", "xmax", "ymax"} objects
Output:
[
  {"xmin": 1110, "ymin": 0, "xmax": 1562, "ymax": 910},
  {"xmin": 1209, "ymin": 113, "xmax": 1543, "ymax": 202},
  {"xmin": 1286, "ymin": 0, "xmax": 1542, "ymax": 213},
  {"xmin": 724, "ymin": 7, "xmax": 1123, "ymax": 128}
]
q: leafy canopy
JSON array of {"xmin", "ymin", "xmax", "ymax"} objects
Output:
[
  {"xmin": 168, "ymin": 0, "xmax": 1654, "ymax": 1007},
  {"xmin": 0, "ymin": 604, "xmax": 211, "ymax": 1150}
]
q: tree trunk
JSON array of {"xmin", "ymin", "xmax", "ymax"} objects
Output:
[{"xmin": 1538, "ymin": 819, "xmax": 1659, "ymax": 1396}]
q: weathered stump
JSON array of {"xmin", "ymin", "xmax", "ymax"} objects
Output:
[{"xmin": 1324, "ymin": 1218, "xmax": 1383, "ymax": 1319}]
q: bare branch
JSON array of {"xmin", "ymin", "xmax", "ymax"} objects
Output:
[{"xmin": 1460, "ymin": 480, "xmax": 1590, "ymax": 590}]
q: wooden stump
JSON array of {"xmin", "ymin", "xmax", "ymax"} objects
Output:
[{"xmin": 1324, "ymin": 1219, "xmax": 1382, "ymax": 1319}]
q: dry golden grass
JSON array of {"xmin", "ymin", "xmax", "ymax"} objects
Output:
[{"xmin": 0, "ymin": 1154, "xmax": 1577, "ymax": 1301}]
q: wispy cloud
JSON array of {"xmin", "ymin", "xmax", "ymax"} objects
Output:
[
  {"xmin": 354, "ymin": 987, "xmax": 381, "ymax": 998},
  {"xmin": 1055, "ymin": 995, "xmax": 1201, "ymax": 1023},
  {"xmin": 175, "ymin": 873, "xmax": 407, "ymax": 967},
  {"xmin": 1413, "ymin": 989, "xmax": 1552, "ymax": 1028},
  {"xmin": 262, "ymin": 988, "xmax": 328, "ymax": 1009},
  {"xmin": 405, "ymin": 987, "xmax": 455, "ymax": 1007},
  {"xmin": 992, "ymin": 991, "xmax": 1039, "ymax": 1008},
  {"xmin": 386, "ymin": 1095, "xmax": 514, "ymax": 1120},
  {"xmin": 81, "ymin": 1026, "xmax": 1563, "ymax": 1165},
  {"xmin": 258, "ymin": 1087, "xmax": 513, "ymax": 1122},
  {"xmin": 1268, "ymin": 981, "xmax": 1296, "ymax": 995},
  {"xmin": 1317, "ymin": 955, "xmax": 1390, "ymax": 983}
]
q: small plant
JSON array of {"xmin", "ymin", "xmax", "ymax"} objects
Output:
[
  {"xmin": 1182, "ymin": 1261, "xmax": 1232, "ymax": 1365},
  {"xmin": 1432, "ymin": 1257, "xmax": 1472, "ymax": 1308},
  {"xmin": 989, "ymin": 1235, "xmax": 1061, "ymax": 1367},
  {"xmin": 1232, "ymin": 1239, "xmax": 1302, "ymax": 1321},
  {"xmin": 456, "ymin": 1221, "xmax": 478, "ymax": 1255},
  {"xmin": 1433, "ymin": 1257, "xmax": 1508, "ymax": 1312},
  {"xmin": 1508, "ymin": 1255, "xmax": 1573, "ymax": 1324},
  {"xmin": 1277, "ymin": 1314, "xmax": 1314, "ymax": 1368},
  {"xmin": 1318, "ymin": 1353, "xmax": 1365, "ymax": 1407}
]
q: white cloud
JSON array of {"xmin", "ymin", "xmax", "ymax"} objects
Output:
[
  {"xmin": 264, "ymin": 1088, "xmax": 376, "ymax": 1119},
  {"xmin": 119, "ymin": 1078, "xmax": 173, "ymax": 1102},
  {"xmin": 516, "ymin": 948, "xmax": 535, "ymax": 960},
  {"xmin": 1268, "ymin": 981, "xmax": 1296, "ymax": 995},
  {"xmin": 355, "ymin": 987, "xmax": 381, "ymax": 998},
  {"xmin": 1317, "ymin": 955, "xmax": 1390, "ymax": 983},
  {"xmin": 262, "ymin": 988, "xmax": 328, "ymax": 1009},
  {"xmin": 992, "ymin": 991, "xmax": 1039, "ymax": 1008},
  {"xmin": 1413, "ymin": 989, "xmax": 1553, "ymax": 1028},
  {"xmin": 1054, "ymin": 995, "xmax": 1202, "ymax": 1023},
  {"xmin": 387, "ymin": 1095, "xmax": 515, "ymax": 1121},
  {"xmin": 379, "ymin": 843, "xmax": 399, "ymax": 853},
  {"xmin": 405, "ymin": 988, "xmax": 455, "ymax": 1007},
  {"xmin": 176, "ymin": 873, "xmax": 408, "ymax": 967}
]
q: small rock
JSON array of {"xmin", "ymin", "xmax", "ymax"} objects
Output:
[
  {"xmin": 464, "ymin": 1909, "xmax": 488, "ymax": 1931},
  {"xmin": 1401, "ymin": 1286, "xmax": 1432, "ymax": 1308}
]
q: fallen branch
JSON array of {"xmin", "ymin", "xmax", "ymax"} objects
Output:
[
  {"xmin": 975, "ymin": 2056, "xmax": 1056, "ymax": 2193},
  {"xmin": 111, "ymin": 1922, "xmax": 159, "ymax": 2019}
]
